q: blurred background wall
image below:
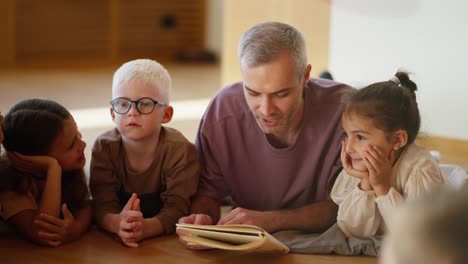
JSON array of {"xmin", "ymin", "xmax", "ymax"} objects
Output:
[{"xmin": 0, "ymin": 0, "xmax": 466, "ymax": 169}]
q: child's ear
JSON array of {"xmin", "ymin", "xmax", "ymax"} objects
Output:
[
  {"xmin": 392, "ymin": 129, "xmax": 408, "ymax": 150},
  {"xmin": 110, "ymin": 107, "xmax": 116, "ymax": 122},
  {"xmin": 162, "ymin": 105, "xmax": 173, "ymax": 124}
]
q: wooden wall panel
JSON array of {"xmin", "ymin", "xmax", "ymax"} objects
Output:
[
  {"xmin": 118, "ymin": 0, "xmax": 205, "ymax": 60},
  {"xmin": 10, "ymin": 0, "xmax": 205, "ymax": 64},
  {"xmin": 417, "ymin": 135, "xmax": 468, "ymax": 170},
  {"xmin": 15, "ymin": 0, "xmax": 109, "ymax": 59}
]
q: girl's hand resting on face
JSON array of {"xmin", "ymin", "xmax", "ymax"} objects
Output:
[
  {"xmin": 8, "ymin": 152, "xmax": 61, "ymax": 177},
  {"xmin": 363, "ymin": 145, "xmax": 395, "ymax": 196}
]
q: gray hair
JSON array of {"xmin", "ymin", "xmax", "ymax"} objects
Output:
[
  {"xmin": 238, "ymin": 21, "xmax": 308, "ymax": 80},
  {"xmin": 112, "ymin": 59, "xmax": 172, "ymax": 103}
]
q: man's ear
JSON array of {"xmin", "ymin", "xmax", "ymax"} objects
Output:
[
  {"xmin": 110, "ymin": 107, "xmax": 116, "ymax": 122},
  {"xmin": 392, "ymin": 129, "xmax": 408, "ymax": 150},
  {"xmin": 302, "ymin": 64, "xmax": 312, "ymax": 87},
  {"xmin": 162, "ymin": 105, "xmax": 173, "ymax": 124}
]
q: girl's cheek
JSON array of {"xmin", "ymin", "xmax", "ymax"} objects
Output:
[{"xmin": 357, "ymin": 143, "xmax": 370, "ymax": 157}]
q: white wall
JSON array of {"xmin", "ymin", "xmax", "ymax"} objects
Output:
[{"xmin": 329, "ymin": 0, "xmax": 468, "ymax": 140}]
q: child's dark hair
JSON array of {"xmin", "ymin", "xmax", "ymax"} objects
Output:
[
  {"xmin": 0, "ymin": 99, "xmax": 89, "ymax": 210},
  {"xmin": 344, "ymin": 71, "xmax": 420, "ymax": 145},
  {"xmin": 2, "ymin": 99, "xmax": 71, "ymax": 155}
]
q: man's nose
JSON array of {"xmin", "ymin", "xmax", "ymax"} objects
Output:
[{"xmin": 259, "ymin": 96, "xmax": 274, "ymax": 117}]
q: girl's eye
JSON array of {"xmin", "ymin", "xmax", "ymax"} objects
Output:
[{"xmin": 357, "ymin": 134, "xmax": 366, "ymax": 140}]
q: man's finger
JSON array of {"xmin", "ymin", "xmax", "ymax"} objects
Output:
[{"xmin": 217, "ymin": 208, "xmax": 240, "ymax": 225}]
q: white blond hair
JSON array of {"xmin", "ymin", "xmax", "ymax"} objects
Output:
[{"xmin": 112, "ymin": 59, "xmax": 172, "ymax": 103}]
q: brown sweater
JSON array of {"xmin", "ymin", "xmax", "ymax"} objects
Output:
[{"xmin": 89, "ymin": 127, "xmax": 200, "ymax": 234}]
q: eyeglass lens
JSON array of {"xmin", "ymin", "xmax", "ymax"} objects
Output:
[{"xmin": 112, "ymin": 98, "xmax": 159, "ymax": 114}]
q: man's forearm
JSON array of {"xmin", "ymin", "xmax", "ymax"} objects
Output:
[
  {"xmin": 190, "ymin": 195, "xmax": 221, "ymax": 223},
  {"xmin": 271, "ymin": 199, "xmax": 338, "ymax": 233}
]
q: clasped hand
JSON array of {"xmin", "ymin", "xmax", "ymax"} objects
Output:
[{"xmin": 117, "ymin": 193, "xmax": 144, "ymax": 247}]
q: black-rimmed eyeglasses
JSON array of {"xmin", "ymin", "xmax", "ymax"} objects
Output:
[{"xmin": 110, "ymin": 97, "xmax": 167, "ymax": 115}]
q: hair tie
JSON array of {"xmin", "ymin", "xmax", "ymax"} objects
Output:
[{"xmin": 389, "ymin": 76, "xmax": 401, "ymax": 86}]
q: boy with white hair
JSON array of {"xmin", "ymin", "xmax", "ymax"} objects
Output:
[{"xmin": 90, "ymin": 59, "xmax": 200, "ymax": 247}]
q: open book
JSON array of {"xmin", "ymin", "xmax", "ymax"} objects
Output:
[{"xmin": 176, "ymin": 223, "xmax": 289, "ymax": 254}]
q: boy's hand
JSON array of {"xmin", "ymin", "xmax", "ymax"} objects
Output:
[
  {"xmin": 34, "ymin": 204, "xmax": 75, "ymax": 247},
  {"xmin": 363, "ymin": 145, "xmax": 394, "ymax": 196},
  {"xmin": 118, "ymin": 193, "xmax": 143, "ymax": 247},
  {"xmin": 8, "ymin": 152, "xmax": 60, "ymax": 177}
]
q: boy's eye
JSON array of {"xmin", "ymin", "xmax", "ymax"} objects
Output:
[
  {"xmin": 139, "ymin": 102, "xmax": 152, "ymax": 107},
  {"xmin": 357, "ymin": 134, "xmax": 366, "ymax": 140},
  {"xmin": 276, "ymin": 92, "xmax": 289, "ymax": 97}
]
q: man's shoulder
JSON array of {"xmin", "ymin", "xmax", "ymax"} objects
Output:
[
  {"xmin": 201, "ymin": 81, "xmax": 250, "ymax": 130},
  {"xmin": 211, "ymin": 81, "xmax": 245, "ymax": 105},
  {"xmin": 306, "ymin": 78, "xmax": 354, "ymax": 103}
]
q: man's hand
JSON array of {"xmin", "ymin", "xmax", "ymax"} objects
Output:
[
  {"xmin": 178, "ymin": 214, "xmax": 213, "ymax": 225},
  {"xmin": 217, "ymin": 207, "xmax": 277, "ymax": 233},
  {"xmin": 33, "ymin": 204, "xmax": 75, "ymax": 247},
  {"xmin": 177, "ymin": 214, "xmax": 213, "ymax": 250}
]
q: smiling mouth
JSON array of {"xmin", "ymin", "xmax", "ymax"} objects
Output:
[{"xmin": 351, "ymin": 158, "xmax": 363, "ymax": 163}]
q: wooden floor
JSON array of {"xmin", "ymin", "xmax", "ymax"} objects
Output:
[{"xmin": 0, "ymin": 228, "xmax": 378, "ymax": 264}]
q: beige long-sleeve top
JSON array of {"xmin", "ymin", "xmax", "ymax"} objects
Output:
[
  {"xmin": 89, "ymin": 127, "xmax": 200, "ymax": 234},
  {"xmin": 331, "ymin": 144, "xmax": 444, "ymax": 238}
]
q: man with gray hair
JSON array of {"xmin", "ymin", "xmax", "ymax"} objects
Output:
[{"xmin": 179, "ymin": 22, "xmax": 352, "ymax": 237}]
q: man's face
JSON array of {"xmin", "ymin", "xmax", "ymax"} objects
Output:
[{"xmin": 242, "ymin": 51, "xmax": 309, "ymax": 140}]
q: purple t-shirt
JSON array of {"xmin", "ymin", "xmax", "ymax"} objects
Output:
[{"xmin": 196, "ymin": 78, "xmax": 352, "ymax": 211}]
